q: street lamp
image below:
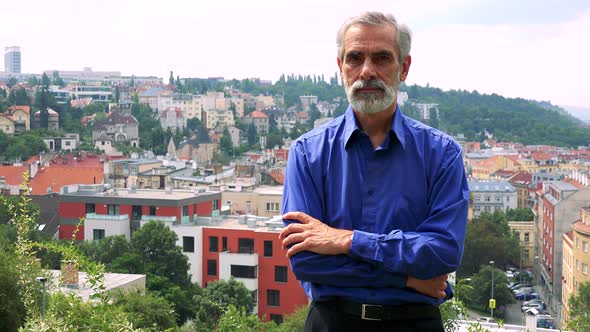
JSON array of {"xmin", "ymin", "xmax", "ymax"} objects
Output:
[
  {"xmin": 35, "ymin": 276, "xmax": 47, "ymax": 318},
  {"xmin": 490, "ymin": 260, "xmax": 495, "ymax": 319}
]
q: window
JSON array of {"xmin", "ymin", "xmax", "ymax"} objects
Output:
[
  {"xmin": 183, "ymin": 236, "xmax": 194, "ymax": 253},
  {"xmin": 275, "ymin": 265, "xmax": 288, "ymax": 283},
  {"xmin": 267, "ymin": 289, "xmax": 280, "ymax": 306},
  {"xmin": 485, "ymin": 195, "xmax": 491, "ymax": 202},
  {"xmin": 213, "ymin": 199, "xmax": 219, "ymax": 210},
  {"xmin": 251, "ymin": 290, "xmax": 258, "ymax": 304},
  {"xmin": 222, "ymin": 237, "xmax": 228, "ymax": 251},
  {"xmin": 238, "ymin": 238, "xmax": 254, "ymax": 254},
  {"xmin": 524, "ymin": 249, "xmax": 529, "ymax": 260},
  {"xmin": 584, "ymin": 241, "xmax": 588, "ymax": 253},
  {"xmin": 85, "ymin": 203, "xmax": 95, "ymax": 214},
  {"xmin": 209, "ymin": 236, "xmax": 219, "ymax": 252},
  {"xmin": 149, "ymin": 206, "xmax": 156, "ymax": 216},
  {"xmin": 264, "ymin": 240, "xmax": 273, "ymax": 257},
  {"xmin": 524, "ymin": 233, "xmax": 530, "ymax": 243},
  {"xmin": 182, "ymin": 206, "xmax": 189, "ymax": 216},
  {"xmin": 266, "ymin": 202, "xmax": 280, "ymax": 212},
  {"xmin": 270, "ymin": 314, "xmax": 283, "ymax": 324},
  {"xmin": 231, "ymin": 265, "xmax": 257, "ymax": 278},
  {"xmin": 583, "ymin": 263, "xmax": 588, "ymax": 275},
  {"xmin": 107, "ymin": 204, "xmax": 119, "ymax": 215},
  {"xmin": 474, "ymin": 194, "xmax": 481, "ymax": 202},
  {"xmin": 207, "ymin": 259, "xmax": 217, "ymax": 276},
  {"xmin": 93, "ymin": 229, "xmax": 105, "ymax": 240}
]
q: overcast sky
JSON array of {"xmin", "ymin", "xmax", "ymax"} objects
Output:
[{"xmin": 2, "ymin": 0, "xmax": 589, "ymax": 108}]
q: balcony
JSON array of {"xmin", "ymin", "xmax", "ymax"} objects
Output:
[
  {"xmin": 85, "ymin": 213, "xmax": 128, "ymax": 221},
  {"xmin": 140, "ymin": 215, "xmax": 177, "ymax": 223},
  {"xmin": 219, "ymin": 251, "xmax": 258, "ymax": 290}
]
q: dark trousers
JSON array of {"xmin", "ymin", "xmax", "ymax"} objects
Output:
[{"xmin": 303, "ymin": 301, "xmax": 445, "ymax": 332}]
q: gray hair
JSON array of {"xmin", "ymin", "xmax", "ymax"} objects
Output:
[{"xmin": 336, "ymin": 11, "xmax": 412, "ymax": 64}]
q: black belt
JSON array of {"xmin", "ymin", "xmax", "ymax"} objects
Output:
[{"xmin": 318, "ymin": 300, "xmax": 441, "ymax": 321}]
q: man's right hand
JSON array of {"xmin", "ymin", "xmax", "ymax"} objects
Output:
[{"xmin": 406, "ymin": 275, "xmax": 448, "ymax": 299}]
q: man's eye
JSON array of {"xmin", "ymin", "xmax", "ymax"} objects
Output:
[
  {"xmin": 375, "ymin": 55, "xmax": 392, "ymax": 63},
  {"xmin": 345, "ymin": 54, "xmax": 361, "ymax": 64}
]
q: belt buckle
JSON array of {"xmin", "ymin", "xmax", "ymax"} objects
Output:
[{"xmin": 361, "ymin": 304, "xmax": 382, "ymax": 321}]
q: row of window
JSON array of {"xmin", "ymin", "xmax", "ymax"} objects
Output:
[
  {"xmin": 86, "ymin": 201, "xmax": 219, "ymax": 218},
  {"xmin": 205, "ymin": 260, "xmax": 288, "ymax": 282},
  {"xmin": 204, "ymin": 236, "xmax": 275, "ymax": 257}
]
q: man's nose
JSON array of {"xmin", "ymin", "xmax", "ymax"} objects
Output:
[{"xmin": 359, "ymin": 59, "xmax": 377, "ymax": 81}]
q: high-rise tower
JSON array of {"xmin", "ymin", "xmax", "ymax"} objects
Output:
[{"xmin": 5, "ymin": 46, "xmax": 21, "ymax": 73}]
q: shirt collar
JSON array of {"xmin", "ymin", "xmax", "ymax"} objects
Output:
[{"xmin": 343, "ymin": 104, "xmax": 407, "ymax": 150}]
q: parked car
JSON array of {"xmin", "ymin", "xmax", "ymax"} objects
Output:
[
  {"xmin": 516, "ymin": 292, "xmax": 539, "ymax": 301},
  {"xmin": 513, "ymin": 286, "xmax": 535, "ymax": 295},
  {"xmin": 523, "ymin": 299, "xmax": 546, "ymax": 309},
  {"xmin": 477, "ymin": 317, "xmax": 496, "ymax": 323},
  {"xmin": 506, "ymin": 271, "xmax": 514, "ymax": 279},
  {"xmin": 536, "ymin": 314, "xmax": 555, "ymax": 329},
  {"xmin": 521, "ymin": 302, "xmax": 544, "ymax": 312}
]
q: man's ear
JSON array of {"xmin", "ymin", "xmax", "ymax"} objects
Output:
[
  {"xmin": 400, "ymin": 54, "xmax": 411, "ymax": 81},
  {"xmin": 337, "ymin": 57, "xmax": 344, "ymax": 81}
]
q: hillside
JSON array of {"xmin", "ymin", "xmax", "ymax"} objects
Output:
[{"xmin": 400, "ymin": 84, "xmax": 590, "ymax": 147}]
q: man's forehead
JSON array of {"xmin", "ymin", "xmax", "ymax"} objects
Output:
[{"xmin": 344, "ymin": 24, "xmax": 396, "ymax": 45}]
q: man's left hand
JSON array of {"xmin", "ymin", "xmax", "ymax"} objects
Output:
[{"xmin": 279, "ymin": 211, "xmax": 353, "ymax": 258}]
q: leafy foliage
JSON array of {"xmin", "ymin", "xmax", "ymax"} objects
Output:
[
  {"xmin": 403, "ymin": 84, "xmax": 590, "ymax": 147},
  {"xmin": 567, "ymin": 282, "xmax": 590, "ymax": 331},
  {"xmin": 111, "ymin": 290, "xmax": 177, "ymax": 330},
  {"xmin": 458, "ymin": 211, "xmax": 521, "ymax": 278},
  {"xmin": 461, "ymin": 265, "xmax": 514, "ymax": 318},
  {"xmin": 0, "ymin": 250, "xmax": 27, "ymax": 331},
  {"xmin": 193, "ymin": 278, "xmax": 256, "ymax": 331}
]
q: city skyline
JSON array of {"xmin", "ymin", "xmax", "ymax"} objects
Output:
[{"xmin": 1, "ymin": 0, "xmax": 589, "ymax": 109}]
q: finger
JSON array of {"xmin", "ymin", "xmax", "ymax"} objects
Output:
[
  {"xmin": 286, "ymin": 241, "xmax": 308, "ymax": 258},
  {"xmin": 278, "ymin": 223, "xmax": 306, "ymax": 239},
  {"xmin": 436, "ymin": 290, "xmax": 446, "ymax": 299},
  {"xmin": 281, "ymin": 232, "xmax": 308, "ymax": 249},
  {"xmin": 283, "ymin": 211, "xmax": 313, "ymax": 224}
]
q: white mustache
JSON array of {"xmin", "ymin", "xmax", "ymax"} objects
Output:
[{"xmin": 351, "ymin": 79, "xmax": 388, "ymax": 93}]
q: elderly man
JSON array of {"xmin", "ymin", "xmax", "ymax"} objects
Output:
[{"xmin": 279, "ymin": 11, "xmax": 469, "ymax": 331}]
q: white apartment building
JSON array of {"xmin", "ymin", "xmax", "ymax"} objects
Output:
[{"xmin": 469, "ymin": 181, "xmax": 517, "ymax": 217}]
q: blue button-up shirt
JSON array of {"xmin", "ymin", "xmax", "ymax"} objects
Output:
[{"xmin": 282, "ymin": 105, "xmax": 469, "ymax": 305}]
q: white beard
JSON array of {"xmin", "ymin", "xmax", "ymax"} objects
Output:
[{"xmin": 343, "ymin": 72, "xmax": 400, "ymax": 114}]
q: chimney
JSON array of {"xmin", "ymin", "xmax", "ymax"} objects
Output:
[{"xmin": 61, "ymin": 260, "xmax": 79, "ymax": 288}]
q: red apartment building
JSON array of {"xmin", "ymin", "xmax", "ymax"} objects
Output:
[
  {"xmin": 58, "ymin": 184, "xmax": 221, "ymax": 241},
  {"xmin": 58, "ymin": 185, "xmax": 307, "ymax": 322},
  {"xmin": 201, "ymin": 221, "xmax": 308, "ymax": 323},
  {"xmin": 537, "ymin": 181, "xmax": 590, "ymax": 313}
]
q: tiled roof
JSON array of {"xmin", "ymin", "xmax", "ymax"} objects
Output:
[
  {"xmin": 249, "ymin": 110, "xmax": 268, "ymax": 118},
  {"xmin": 0, "ymin": 166, "xmax": 29, "ymax": 185},
  {"xmin": 269, "ymin": 169, "xmax": 285, "ymax": 185},
  {"xmin": 7, "ymin": 105, "xmax": 30, "ymax": 114},
  {"xmin": 93, "ymin": 111, "xmax": 139, "ymax": 130},
  {"xmin": 30, "ymin": 167, "xmax": 104, "ymax": 195},
  {"xmin": 509, "ymin": 171, "xmax": 532, "ymax": 186},
  {"xmin": 531, "ymin": 152, "xmax": 552, "ymax": 161}
]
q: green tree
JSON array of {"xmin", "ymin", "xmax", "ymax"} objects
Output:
[
  {"xmin": 505, "ymin": 208, "xmax": 534, "ymax": 221},
  {"xmin": 193, "ymin": 278, "xmax": 255, "ymax": 331},
  {"xmin": 169, "ymin": 71, "xmax": 175, "ymax": 86},
  {"xmin": 463, "ymin": 265, "xmax": 514, "ymax": 317},
  {"xmin": 308, "ymin": 103, "xmax": 321, "ymax": 125},
  {"xmin": 247, "ymin": 123, "xmax": 257, "ymax": 146},
  {"xmin": 216, "ymin": 304, "xmax": 261, "ymax": 332},
  {"xmin": 111, "ymin": 290, "xmax": 177, "ymax": 330},
  {"xmin": 51, "ymin": 70, "xmax": 65, "ymax": 87},
  {"xmin": 7, "ymin": 77, "xmax": 18, "ymax": 88},
  {"xmin": 112, "ymin": 221, "xmax": 196, "ymax": 323},
  {"xmin": 458, "ymin": 211, "xmax": 520, "ymax": 278},
  {"xmin": 220, "ymin": 127, "xmax": 233, "ymax": 154},
  {"xmin": 0, "ymin": 250, "xmax": 26, "ymax": 332},
  {"xmin": 568, "ymin": 282, "xmax": 590, "ymax": 331}
]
